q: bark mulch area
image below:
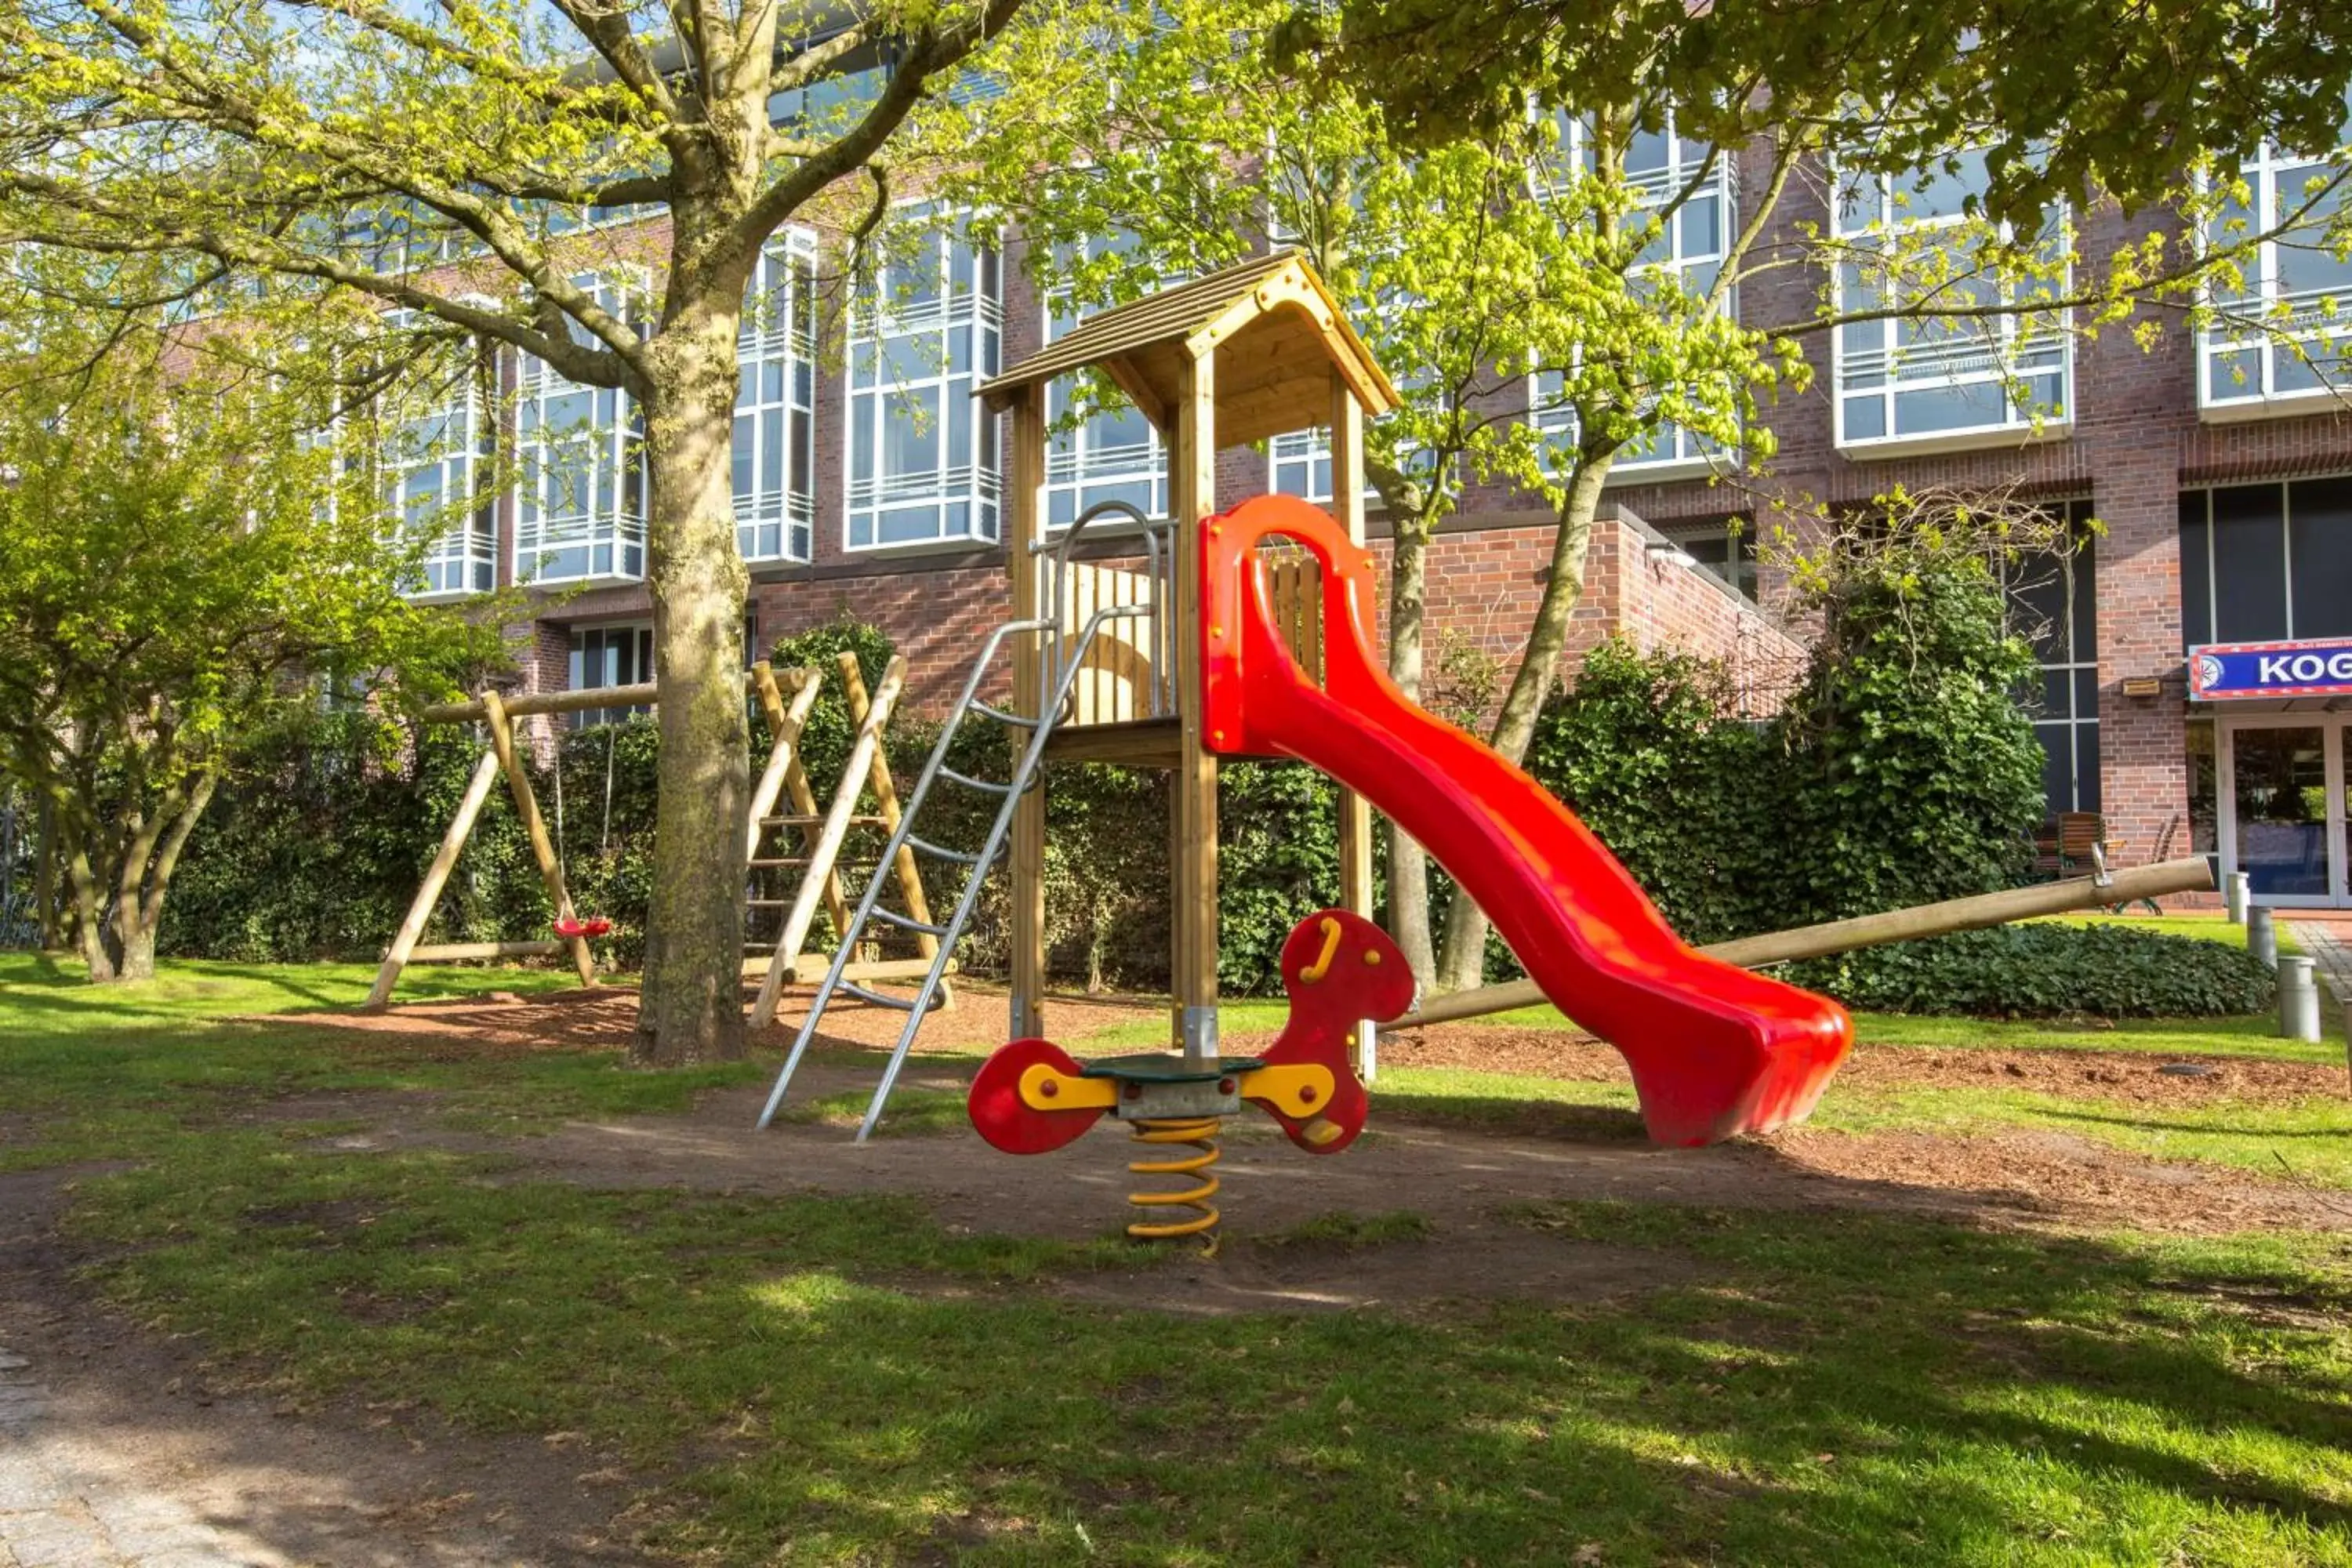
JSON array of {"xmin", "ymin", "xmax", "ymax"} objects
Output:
[
  {"xmin": 263, "ymin": 982, "xmax": 1160, "ymax": 1062},
  {"xmin": 1375, "ymin": 1023, "xmax": 2347, "ymax": 1109}
]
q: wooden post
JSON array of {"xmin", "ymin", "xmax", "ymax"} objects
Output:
[
  {"xmin": 1007, "ymin": 386, "xmax": 1049, "ymax": 1043},
  {"xmin": 1172, "ymin": 352, "xmax": 1220, "ymax": 1065},
  {"xmin": 1329, "ymin": 371, "xmax": 1377, "ymax": 1079},
  {"xmin": 363, "ymin": 746, "xmax": 503, "ymax": 1011},
  {"xmin": 749, "ymin": 655, "xmax": 911, "ymax": 1029},
  {"xmin": 481, "ymin": 689, "xmax": 597, "ymax": 988},
  {"xmin": 838, "ymin": 650, "xmax": 952, "ymax": 1011},
  {"xmin": 746, "ymin": 664, "xmax": 822, "ymax": 857},
  {"xmin": 1403, "ymin": 855, "xmax": 2220, "ymax": 1028}
]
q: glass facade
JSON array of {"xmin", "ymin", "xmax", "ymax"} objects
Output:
[
  {"xmin": 389, "ymin": 375, "xmax": 495, "ymax": 597},
  {"xmin": 2179, "ymin": 477, "xmax": 2352, "ymax": 647},
  {"xmin": 735, "ymin": 230, "xmax": 818, "ymax": 564},
  {"xmin": 2005, "ymin": 502, "xmax": 2101, "ymax": 815},
  {"xmin": 1269, "ymin": 429, "xmax": 1334, "ymax": 505},
  {"xmin": 2201, "ymin": 117, "xmax": 2352, "ymax": 412},
  {"xmin": 514, "ymin": 274, "xmax": 648, "ymax": 584},
  {"xmin": 845, "ymin": 205, "xmax": 1003, "ymax": 550},
  {"xmin": 1045, "ymin": 231, "xmax": 1169, "ymax": 528},
  {"xmin": 1834, "ymin": 153, "xmax": 2070, "ymax": 448},
  {"xmin": 1532, "ymin": 109, "xmax": 1736, "ymax": 474}
]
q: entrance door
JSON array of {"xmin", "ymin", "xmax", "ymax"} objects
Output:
[{"xmin": 2218, "ymin": 717, "xmax": 2347, "ymax": 907}]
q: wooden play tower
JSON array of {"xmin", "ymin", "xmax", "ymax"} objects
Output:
[{"xmin": 978, "ymin": 249, "xmax": 1400, "ymax": 1064}]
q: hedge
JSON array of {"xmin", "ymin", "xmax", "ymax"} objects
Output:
[{"xmin": 1783, "ymin": 924, "xmax": 2277, "ymax": 1019}]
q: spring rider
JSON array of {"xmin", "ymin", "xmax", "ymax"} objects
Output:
[{"xmin": 969, "ymin": 909, "xmax": 1414, "ymax": 1250}]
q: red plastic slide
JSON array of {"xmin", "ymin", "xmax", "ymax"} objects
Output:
[{"xmin": 1200, "ymin": 494, "xmax": 1852, "ymax": 1145}]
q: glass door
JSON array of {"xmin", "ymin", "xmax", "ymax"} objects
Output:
[{"xmin": 2218, "ymin": 719, "xmax": 2347, "ymax": 907}]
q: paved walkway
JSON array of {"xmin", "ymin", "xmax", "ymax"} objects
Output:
[
  {"xmin": 2285, "ymin": 919, "xmax": 2352, "ymax": 1004},
  {"xmin": 0, "ymin": 1342, "xmax": 275, "ymax": 1568}
]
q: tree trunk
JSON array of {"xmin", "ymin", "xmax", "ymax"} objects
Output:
[
  {"xmin": 64, "ymin": 838, "xmax": 114, "ymax": 982},
  {"xmin": 1384, "ymin": 508, "xmax": 1436, "ymax": 989},
  {"xmin": 32, "ymin": 791, "xmax": 62, "ymax": 951},
  {"xmin": 633, "ymin": 257, "xmax": 753, "ymax": 1066},
  {"xmin": 1434, "ymin": 451, "xmax": 1614, "ymax": 993}
]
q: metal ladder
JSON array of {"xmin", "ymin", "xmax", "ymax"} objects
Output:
[{"xmin": 754, "ymin": 601, "xmax": 1148, "ymax": 1140}]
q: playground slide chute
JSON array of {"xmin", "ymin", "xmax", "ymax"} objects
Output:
[{"xmin": 1200, "ymin": 494, "xmax": 1852, "ymax": 1146}]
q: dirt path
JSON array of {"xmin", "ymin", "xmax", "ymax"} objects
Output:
[{"xmin": 0, "ymin": 1168, "xmax": 645, "ymax": 1567}]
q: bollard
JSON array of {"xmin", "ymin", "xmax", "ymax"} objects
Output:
[
  {"xmin": 2246, "ymin": 906, "xmax": 2278, "ymax": 969},
  {"xmin": 2226, "ymin": 872, "xmax": 2251, "ymax": 924},
  {"xmin": 2278, "ymin": 955, "xmax": 2321, "ymax": 1044}
]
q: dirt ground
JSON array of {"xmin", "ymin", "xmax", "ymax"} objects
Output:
[{"xmin": 272, "ymin": 983, "xmax": 2352, "ymax": 1252}]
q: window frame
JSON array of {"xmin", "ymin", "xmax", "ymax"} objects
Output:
[
  {"xmin": 736, "ymin": 227, "xmax": 820, "ymax": 566},
  {"xmin": 2197, "ymin": 132, "xmax": 2352, "ymax": 420},
  {"xmin": 842, "ymin": 201, "xmax": 1004, "ymax": 554},
  {"xmin": 1830, "ymin": 158, "xmax": 2074, "ymax": 458},
  {"xmin": 1529, "ymin": 107, "xmax": 1742, "ymax": 482},
  {"xmin": 513, "ymin": 272, "xmax": 650, "ymax": 586}
]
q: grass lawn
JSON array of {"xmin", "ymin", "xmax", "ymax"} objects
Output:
[{"xmin": 6, "ymin": 953, "xmax": 2352, "ymax": 1564}]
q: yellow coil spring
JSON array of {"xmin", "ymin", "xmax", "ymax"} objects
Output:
[{"xmin": 1126, "ymin": 1116, "xmax": 1222, "ymax": 1254}]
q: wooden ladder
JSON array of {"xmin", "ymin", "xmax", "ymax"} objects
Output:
[{"xmin": 743, "ymin": 652, "xmax": 953, "ymax": 1015}]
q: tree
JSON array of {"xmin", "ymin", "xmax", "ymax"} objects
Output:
[
  {"xmin": 934, "ymin": 0, "xmax": 1786, "ymax": 983},
  {"xmin": 0, "ymin": 0, "xmax": 1025, "ymax": 1056},
  {"xmin": 0, "ymin": 330, "xmax": 493, "ymax": 983},
  {"xmin": 942, "ymin": 0, "xmax": 2321, "ymax": 992},
  {"xmin": 1289, "ymin": 0, "xmax": 2352, "ymax": 232}
]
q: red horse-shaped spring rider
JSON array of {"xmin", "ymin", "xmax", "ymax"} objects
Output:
[{"xmin": 970, "ymin": 909, "xmax": 1415, "ymax": 1247}]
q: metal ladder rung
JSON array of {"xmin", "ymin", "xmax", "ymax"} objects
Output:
[
  {"xmin": 969, "ymin": 699, "xmax": 1039, "ymax": 728},
  {"xmin": 906, "ymin": 833, "xmax": 995, "ymax": 866},
  {"xmin": 745, "ymin": 898, "xmax": 795, "ymax": 908},
  {"xmin": 747, "ymin": 857, "xmax": 808, "ymax": 869},
  {"xmin": 937, "ymin": 765, "xmax": 1011, "ymax": 795},
  {"xmin": 838, "ymin": 981, "xmax": 942, "ymax": 1013},
  {"xmin": 866, "ymin": 906, "xmax": 947, "ymax": 938},
  {"xmin": 762, "ymin": 813, "xmax": 887, "ymax": 827}
]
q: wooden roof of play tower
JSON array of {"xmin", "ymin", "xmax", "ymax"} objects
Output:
[{"xmin": 978, "ymin": 249, "xmax": 1400, "ymax": 448}]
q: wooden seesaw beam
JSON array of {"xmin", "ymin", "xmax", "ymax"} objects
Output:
[{"xmin": 1403, "ymin": 855, "xmax": 2219, "ymax": 1029}]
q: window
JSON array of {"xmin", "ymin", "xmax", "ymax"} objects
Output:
[
  {"xmin": 2006, "ymin": 501, "xmax": 2100, "ymax": 815},
  {"xmin": 1833, "ymin": 153, "xmax": 2071, "ymax": 451},
  {"xmin": 568, "ymin": 622, "xmax": 654, "ymax": 727},
  {"xmin": 389, "ymin": 373, "xmax": 495, "ymax": 597},
  {"xmin": 737, "ymin": 230, "xmax": 818, "ymax": 564},
  {"xmin": 1269, "ymin": 430, "xmax": 1334, "ymax": 505},
  {"xmin": 2200, "ymin": 115, "xmax": 2352, "ymax": 415},
  {"xmin": 2179, "ymin": 477, "xmax": 2352, "ymax": 647},
  {"xmin": 846, "ymin": 205, "xmax": 1002, "ymax": 550},
  {"xmin": 1531, "ymin": 109, "xmax": 1737, "ymax": 477},
  {"xmin": 1668, "ymin": 519, "xmax": 1759, "ymax": 601},
  {"xmin": 515, "ymin": 275, "xmax": 647, "ymax": 584},
  {"xmin": 1045, "ymin": 230, "xmax": 1170, "ymax": 528}
]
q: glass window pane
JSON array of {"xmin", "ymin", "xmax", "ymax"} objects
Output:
[
  {"xmin": 2211, "ymin": 482, "xmax": 2289, "ymax": 642},
  {"xmin": 2288, "ymin": 475, "xmax": 2352, "ymax": 638}
]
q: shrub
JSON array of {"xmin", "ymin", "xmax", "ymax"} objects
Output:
[
  {"xmin": 1783, "ymin": 924, "xmax": 2276, "ymax": 1019},
  {"xmin": 1526, "ymin": 638, "xmax": 1773, "ymax": 946},
  {"xmin": 1764, "ymin": 494, "xmax": 2056, "ymax": 925}
]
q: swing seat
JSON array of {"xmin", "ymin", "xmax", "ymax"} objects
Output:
[{"xmin": 553, "ymin": 916, "xmax": 613, "ymax": 939}]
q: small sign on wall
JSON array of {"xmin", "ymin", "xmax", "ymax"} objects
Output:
[{"xmin": 2190, "ymin": 639, "xmax": 2352, "ymax": 700}]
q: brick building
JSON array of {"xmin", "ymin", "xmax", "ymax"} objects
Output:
[{"xmin": 420, "ymin": 129, "xmax": 2350, "ymax": 912}]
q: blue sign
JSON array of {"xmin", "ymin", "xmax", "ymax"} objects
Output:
[{"xmin": 2190, "ymin": 639, "xmax": 2352, "ymax": 700}]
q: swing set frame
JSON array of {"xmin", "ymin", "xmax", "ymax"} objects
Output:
[{"xmin": 361, "ymin": 656, "xmax": 943, "ymax": 1014}]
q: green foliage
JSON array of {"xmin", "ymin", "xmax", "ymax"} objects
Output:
[
  {"xmin": 1298, "ymin": 0, "xmax": 2352, "ymax": 235},
  {"xmin": 1526, "ymin": 639, "xmax": 1772, "ymax": 945},
  {"xmin": 0, "ymin": 331, "xmax": 500, "ymax": 980},
  {"xmin": 1767, "ymin": 499, "xmax": 2053, "ymax": 925},
  {"xmin": 168, "ymin": 622, "xmax": 1364, "ymax": 998},
  {"xmin": 1785, "ymin": 925, "xmax": 2278, "ymax": 1020}
]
